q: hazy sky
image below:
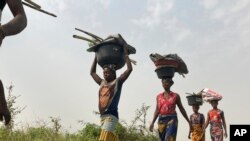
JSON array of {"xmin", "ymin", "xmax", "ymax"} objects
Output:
[{"xmin": 1, "ymin": 0, "xmax": 250, "ymax": 140}]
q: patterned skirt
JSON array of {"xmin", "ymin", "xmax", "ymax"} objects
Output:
[
  {"xmin": 158, "ymin": 114, "xmax": 178, "ymax": 141},
  {"xmin": 191, "ymin": 124, "xmax": 205, "ymax": 141},
  {"xmin": 210, "ymin": 122, "xmax": 223, "ymax": 141},
  {"xmin": 99, "ymin": 114, "xmax": 118, "ymax": 141}
]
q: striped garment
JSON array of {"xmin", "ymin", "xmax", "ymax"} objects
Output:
[{"xmin": 99, "ymin": 114, "xmax": 118, "ymax": 141}]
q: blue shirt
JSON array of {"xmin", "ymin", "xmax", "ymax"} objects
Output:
[{"xmin": 99, "ymin": 78, "xmax": 123, "ymax": 119}]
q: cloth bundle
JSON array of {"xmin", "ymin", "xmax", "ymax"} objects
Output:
[
  {"xmin": 150, "ymin": 53, "xmax": 188, "ymax": 77},
  {"xmin": 200, "ymin": 88, "xmax": 222, "ymax": 102}
]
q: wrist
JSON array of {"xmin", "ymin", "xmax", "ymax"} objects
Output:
[{"xmin": 0, "ymin": 26, "xmax": 6, "ymax": 39}]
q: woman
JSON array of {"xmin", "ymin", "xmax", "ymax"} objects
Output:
[
  {"xmin": 188, "ymin": 105, "xmax": 205, "ymax": 141},
  {"xmin": 149, "ymin": 78, "xmax": 191, "ymax": 141},
  {"xmin": 90, "ymin": 45, "xmax": 133, "ymax": 141},
  {"xmin": 0, "ymin": 0, "xmax": 27, "ymax": 125},
  {"xmin": 204, "ymin": 100, "xmax": 227, "ymax": 141}
]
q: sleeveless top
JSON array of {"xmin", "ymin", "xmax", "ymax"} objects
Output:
[
  {"xmin": 157, "ymin": 91, "xmax": 177, "ymax": 115},
  {"xmin": 208, "ymin": 109, "xmax": 223, "ymax": 124},
  {"xmin": 98, "ymin": 78, "xmax": 123, "ymax": 118},
  {"xmin": 190, "ymin": 113, "xmax": 205, "ymax": 125}
]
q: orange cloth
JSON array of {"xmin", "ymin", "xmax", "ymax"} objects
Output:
[
  {"xmin": 99, "ymin": 129, "xmax": 118, "ymax": 141},
  {"xmin": 191, "ymin": 124, "xmax": 205, "ymax": 141}
]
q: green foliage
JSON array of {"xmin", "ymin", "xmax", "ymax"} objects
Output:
[
  {"xmin": 77, "ymin": 123, "xmax": 101, "ymax": 141},
  {"xmin": 0, "ymin": 103, "xmax": 158, "ymax": 141},
  {"xmin": 1, "ymin": 84, "xmax": 158, "ymax": 140}
]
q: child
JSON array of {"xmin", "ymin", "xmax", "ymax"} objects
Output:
[
  {"xmin": 188, "ymin": 105, "xmax": 205, "ymax": 141},
  {"xmin": 204, "ymin": 100, "xmax": 227, "ymax": 141}
]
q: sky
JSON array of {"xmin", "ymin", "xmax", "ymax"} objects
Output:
[{"xmin": 1, "ymin": 0, "xmax": 250, "ymax": 140}]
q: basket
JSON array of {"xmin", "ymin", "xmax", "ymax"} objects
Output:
[
  {"xmin": 154, "ymin": 59, "xmax": 179, "ymax": 68},
  {"xmin": 95, "ymin": 43, "xmax": 125, "ymax": 70},
  {"xmin": 186, "ymin": 95, "xmax": 203, "ymax": 106},
  {"xmin": 155, "ymin": 67, "xmax": 175, "ymax": 79}
]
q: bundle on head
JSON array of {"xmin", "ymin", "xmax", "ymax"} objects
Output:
[
  {"xmin": 73, "ymin": 29, "xmax": 136, "ymax": 70},
  {"xmin": 150, "ymin": 53, "xmax": 188, "ymax": 78}
]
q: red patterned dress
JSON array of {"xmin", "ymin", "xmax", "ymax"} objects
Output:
[
  {"xmin": 208, "ymin": 109, "xmax": 224, "ymax": 141},
  {"xmin": 157, "ymin": 92, "xmax": 178, "ymax": 141}
]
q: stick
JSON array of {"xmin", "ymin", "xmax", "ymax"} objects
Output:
[
  {"xmin": 22, "ymin": 2, "xmax": 57, "ymax": 17},
  {"xmin": 24, "ymin": 0, "xmax": 41, "ymax": 9},
  {"xmin": 73, "ymin": 35, "xmax": 96, "ymax": 44},
  {"xmin": 129, "ymin": 58, "xmax": 137, "ymax": 65},
  {"xmin": 75, "ymin": 28, "xmax": 103, "ymax": 41}
]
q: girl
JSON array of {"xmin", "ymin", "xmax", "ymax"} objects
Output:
[
  {"xmin": 188, "ymin": 105, "xmax": 205, "ymax": 141},
  {"xmin": 204, "ymin": 100, "xmax": 227, "ymax": 141}
]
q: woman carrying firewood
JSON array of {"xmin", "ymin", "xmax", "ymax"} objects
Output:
[
  {"xmin": 90, "ymin": 43, "xmax": 133, "ymax": 141},
  {"xmin": 0, "ymin": 0, "xmax": 27, "ymax": 125}
]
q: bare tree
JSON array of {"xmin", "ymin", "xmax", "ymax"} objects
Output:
[{"xmin": 5, "ymin": 83, "xmax": 26, "ymax": 130}]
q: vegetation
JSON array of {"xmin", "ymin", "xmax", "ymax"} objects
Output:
[{"xmin": 0, "ymin": 84, "xmax": 158, "ymax": 141}]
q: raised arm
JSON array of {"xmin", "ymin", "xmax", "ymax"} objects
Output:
[
  {"xmin": 149, "ymin": 98, "xmax": 159, "ymax": 132},
  {"xmin": 2, "ymin": 0, "xmax": 27, "ymax": 36},
  {"xmin": 119, "ymin": 45, "xmax": 133, "ymax": 83},
  {"xmin": 90, "ymin": 55, "xmax": 102, "ymax": 85}
]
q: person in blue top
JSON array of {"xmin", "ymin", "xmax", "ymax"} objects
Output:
[
  {"xmin": 0, "ymin": 0, "xmax": 27, "ymax": 125},
  {"xmin": 90, "ymin": 44, "xmax": 133, "ymax": 141}
]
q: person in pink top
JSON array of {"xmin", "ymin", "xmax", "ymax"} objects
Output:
[{"xmin": 149, "ymin": 78, "xmax": 191, "ymax": 141}]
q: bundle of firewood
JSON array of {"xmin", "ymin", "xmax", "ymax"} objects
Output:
[{"xmin": 22, "ymin": 0, "xmax": 57, "ymax": 17}]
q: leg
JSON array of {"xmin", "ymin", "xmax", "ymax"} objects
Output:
[{"xmin": 0, "ymin": 80, "xmax": 11, "ymax": 125}]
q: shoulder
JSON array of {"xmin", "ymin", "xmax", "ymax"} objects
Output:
[
  {"xmin": 208, "ymin": 109, "xmax": 213, "ymax": 114},
  {"xmin": 218, "ymin": 109, "xmax": 223, "ymax": 112},
  {"xmin": 157, "ymin": 92, "xmax": 164, "ymax": 98},
  {"xmin": 170, "ymin": 91, "xmax": 178, "ymax": 96},
  {"xmin": 99, "ymin": 79, "xmax": 107, "ymax": 85},
  {"xmin": 200, "ymin": 113, "xmax": 205, "ymax": 118},
  {"xmin": 116, "ymin": 77, "xmax": 123, "ymax": 85},
  {"xmin": 218, "ymin": 109, "xmax": 224, "ymax": 114},
  {"xmin": 171, "ymin": 92, "xmax": 180, "ymax": 99}
]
